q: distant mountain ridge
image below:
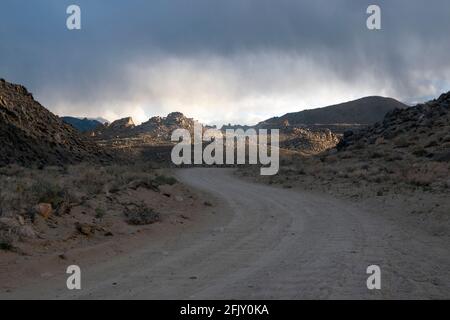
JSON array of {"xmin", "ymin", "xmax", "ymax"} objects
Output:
[
  {"xmin": 257, "ymin": 96, "xmax": 408, "ymax": 131},
  {"xmin": 61, "ymin": 117, "xmax": 104, "ymax": 132}
]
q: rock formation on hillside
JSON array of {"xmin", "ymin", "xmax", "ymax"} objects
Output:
[
  {"xmin": 89, "ymin": 112, "xmax": 198, "ymax": 150},
  {"xmin": 90, "ymin": 117, "xmax": 135, "ymax": 138},
  {"xmin": 0, "ymin": 79, "xmax": 110, "ymax": 166},
  {"xmin": 135, "ymin": 112, "xmax": 196, "ymax": 140},
  {"xmin": 280, "ymin": 128, "xmax": 340, "ymax": 154},
  {"xmin": 110, "ymin": 117, "xmax": 135, "ymax": 130},
  {"xmin": 338, "ymin": 92, "xmax": 450, "ymax": 162},
  {"xmin": 221, "ymin": 124, "xmax": 253, "ymax": 131}
]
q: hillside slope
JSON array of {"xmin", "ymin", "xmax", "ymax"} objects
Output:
[
  {"xmin": 0, "ymin": 79, "xmax": 110, "ymax": 166},
  {"xmin": 338, "ymin": 92, "xmax": 450, "ymax": 164},
  {"xmin": 258, "ymin": 96, "xmax": 408, "ymax": 129}
]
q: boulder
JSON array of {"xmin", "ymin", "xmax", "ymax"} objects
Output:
[
  {"xmin": 35, "ymin": 203, "xmax": 53, "ymax": 219},
  {"xmin": 75, "ymin": 222, "xmax": 94, "ymax": 236},
  {"xmin": 18, "ymin": 226, "xmax": 36, "ymax": 240}
]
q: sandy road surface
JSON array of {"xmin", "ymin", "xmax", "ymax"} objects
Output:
[{"xmin": 1, "ymin": 168, "xmax": 448, "ymax": 299}]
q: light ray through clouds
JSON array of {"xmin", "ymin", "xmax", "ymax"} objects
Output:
[{"xmin": 0, "ymin": 0, "xmax": 449, "ymax": 126}]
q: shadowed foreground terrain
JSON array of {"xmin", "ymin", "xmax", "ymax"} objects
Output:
[{"xmin": 1, "ymin": 169, "xmax": 448, "ymax": 299}]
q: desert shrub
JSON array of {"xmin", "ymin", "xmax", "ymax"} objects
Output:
[
  {"xmin": 412, "ymin": 147, "xmax": 428, "ymax": 157},
  {"xmin": 0, "ymin": 164, "xmax": 24, "ymax": 177},
  {"xmin": 371, "ymin": 174, "xmax": 389, "ymax": 184},
  {"xmin": 102, "ymin": 164, "xmax": 158, "ymax": 192},
  {"xmin": 360, "ymin": 163, "xmax": 370, "ymax": 170},
  {"xmin": 353, "ymin": 141, "xmax": 366, "ymax": 150},
  {"xmin": 153, "ymin": 174, "xmax": 177, "ymax": 187},
  {"xmin": 386, "ymin": 154, "xmax": 404, "ymax": 162},
  {"xmin": 394, "ymin": 136, "xmax": 411, "ymax": 148},
  {"xmin": 125, "ymin": 205, "xmax": 160, "ymax": 225},
  {"xmin": 95, "ymin": 207, "xmax": 106, "ymax": 219},
  {"xmin": 425, "ymin": 140, "xmax": 438, "ymax": 148},
  {"xmin": 348, "ymin": 169, "xmax": 368, "ymax": 180},
  {"xmin": 0, "ymin": 229, "xmax": 16, "ymax": 251},
  {"xmin": 369, "ymin": 151, "xmax": 384, "ymax": 159},
  {"xmin": 338, "ymin": 152, "xmax": 353, "ymax": 159},
  {"xmin": 30, "ymin": 179, "xmax": 66, "ymax": 207},
  {"xmin": 0, "ymin": 177, "xmax": 35, "ymax": 213},
  {"xmin": 72, "ymin": 165, "xmax": 109, "ymax": 195},
  {"xmin": 403, "ymin": 166, "xmax": 437, "ymax": 187},
  {"xmin": 325, "ymin": 155, "xmax": 338, "ymax": 164},
  {"xmin": 407, "ymin": 174, "xmax": 432, "ymax": 187},
  {"xmin": 0, "ymin": 193, "xmax": 5, "ymax": 217},
  {"xmin": 281, "ymin": 158, "xmax": 293, "ymax": 166}
]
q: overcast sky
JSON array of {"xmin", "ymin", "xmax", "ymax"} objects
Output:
[{"xmin": 1, "ymin": 0, "xmax": 450, "ymax": 125}]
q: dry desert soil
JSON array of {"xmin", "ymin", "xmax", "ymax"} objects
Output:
[{"xmin": 0, "ymin": 168, "xmax": 448, "ymax": 299}]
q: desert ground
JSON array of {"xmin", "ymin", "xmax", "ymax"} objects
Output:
[{"xmin": 1, "ymin": 168, "xmax": 448, "ymax": 299}]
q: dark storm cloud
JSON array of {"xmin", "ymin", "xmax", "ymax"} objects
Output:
[{"xmin": 1, "ymin": 0, "xmax": 450, "ymax": 124}]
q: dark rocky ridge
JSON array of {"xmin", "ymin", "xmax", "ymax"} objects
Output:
[
  {"xmin": 257, "ymin": 96, "xmax": 408, "ymax": 133},
  {"xmin": 0, "ymin": 79, "xmax": 111, "ymax": 167},
  {"xmin": 61, "ymin": 117, "xmax": 103, "ymax": 133},
  {"xmin": 338, "ymin": 92, "xmax": 450, "ymax": 162}
]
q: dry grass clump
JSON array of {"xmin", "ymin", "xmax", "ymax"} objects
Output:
[
  {"xmin": 0, "ymin": 230, "xmax": 15, "ymax": 251},
  {"xmin": 125, "ymin": 203, "xmax": 160, "ymax": 225},
  {"xmin": 399, "ymin": 162, "xmax": 449, "ymax": 188},
  {"xmin": 0, "ymin": 163, "xmax": 178, "ymax": 215},
  {"xmin": 0, "ymin": 163, "xmax": 178, "ymax": 250}
]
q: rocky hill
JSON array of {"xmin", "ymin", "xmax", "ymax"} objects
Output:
[
  {"xmin": 91, "ymin": 117, "xmax": 135, "ymax": 139},
  {"xmin": 89, "ymin": 112, "xmax": 198, "ymax": 153},
  {"xmin": 91, "ymin": 112, "xmax": 196, "ymax": 141},
  {"xmin": 314, "ymin": 91, "xmax": 450, "ymax": 191},
  {"xmin": 338, "ymin": 92, "xmax": 450, "ymax": 162},
  {"xmin": 136, "ymin": 112, "xmax": 196, "ymax": 140},
  {"xmin": 280, "ymin": 128, "xmax": 340, "ymax": 155},
  {"xmin": 0, "ymin": 79, "xmax": 111, "ymax": 166},
  {"xmin": 258, "ymin": 96, "xmax": 408, "ymax": 132},
  {"xmin": 61, "ymin": 117, "xmax": 103, "ymax": 132}
]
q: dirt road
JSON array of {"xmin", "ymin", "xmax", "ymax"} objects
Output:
[{"xmin": 2, "ymin": 168, "xmax": 448, "ymax": 299}]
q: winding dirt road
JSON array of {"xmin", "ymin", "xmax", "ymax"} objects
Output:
[{"xmin": 2, "ymin": 168, "xmax": 449, "ymax": 299}]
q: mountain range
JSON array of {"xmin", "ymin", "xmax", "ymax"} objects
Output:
[{"xmin": 2, "ymin": 77, "xmax": 440, "ymax": 165}]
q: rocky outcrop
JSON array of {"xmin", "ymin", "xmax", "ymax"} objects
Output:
[
  {"xmin": 110, "ymin": 117, "xmax": 135, "ymax": 129},
  {"xmin": 90, "ymin": 117, "xmax": 135, "ymax": 138},
  {"xmin": 280, "ymin": 128, "xmax": 340, "ymax": 154},
  {"xmin": 90, "ymin": 112, "xmax": 197, "ymax": 143},
  {"xmin": 338, "ymin": 92, "xmax": 450, "ymax": 162},
  {"xmin": 0, "ymin": 79, "xmax": 111, "ymax": 166},
  {"xmin": 136, "ymin": 112, "xmax": 196, "ymax": 140}
]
